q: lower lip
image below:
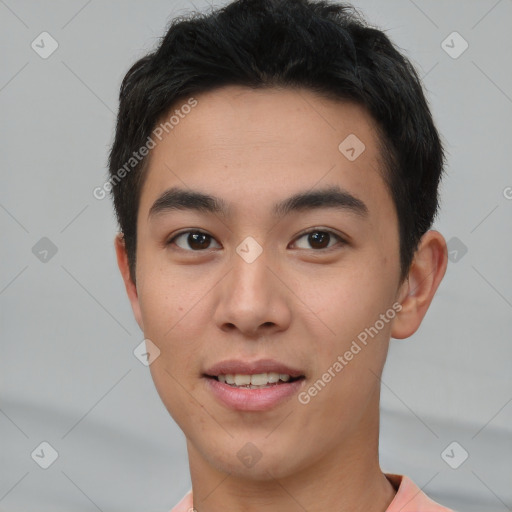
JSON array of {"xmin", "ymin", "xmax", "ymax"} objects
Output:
[{"xmin": 204, "ymin": 376, "xmax": 305, "ymax": 411}]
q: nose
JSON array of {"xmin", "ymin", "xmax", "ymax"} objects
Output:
[{"xmin": 213, "ymin": 246, "xmax": 292, "ymax": 339}]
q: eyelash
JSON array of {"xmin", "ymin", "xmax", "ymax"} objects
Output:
[{"xmin": 166, "ymin": 228, "xmax": 347, "ymax": 252}]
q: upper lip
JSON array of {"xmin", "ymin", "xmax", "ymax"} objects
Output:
[{"xmin": 204, "ymin": 359, "xmax": 305, "ymax": 378}]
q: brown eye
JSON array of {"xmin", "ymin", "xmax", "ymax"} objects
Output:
[
  {"xmin": 307, "ymin": 231, "xmax": 330, "ymax": 249},
  {"xmin": 293, "ymin": 229, "xmax": 345, "ymax": 250},
  {"xmin": 168, "ymin": 230, "xmax": 221, "ymax": 251}
]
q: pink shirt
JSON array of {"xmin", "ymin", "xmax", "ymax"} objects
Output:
[{"xmin": 169, "ymin": 473, "xmax": 455, "ymax": 511}]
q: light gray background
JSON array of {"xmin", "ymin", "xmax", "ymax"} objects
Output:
[{"xmin": 1, "ymin": 1, "xmax": 511, "ymax": 511}]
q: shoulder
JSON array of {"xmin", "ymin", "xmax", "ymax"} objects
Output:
[
  {"xmin": 385, "ymin": 473, "xmax": 456, "ymax": 512},
  {"xmin": 168, "ymin": 476, "xmax": 457, "ymax": 512},
  {"xmin": 168, "ymin": 489, "xmax": 193, "ymax": 512}
]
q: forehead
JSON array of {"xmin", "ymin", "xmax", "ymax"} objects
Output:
[{"xmin": 139, "ymin": 85, "xmax": 391, "ymax": 222}]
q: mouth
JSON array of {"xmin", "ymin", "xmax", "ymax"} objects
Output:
[
  {"xmin": 203, "ymin": 358, "xmax": 306, "ymax": 388},
  {"xmin": 204, "ymin": 373, "xmax": 305, "ymax": 389},
  {"xmin": 202, "ymin": 358, "xmax": 306, "ymax": 411}
]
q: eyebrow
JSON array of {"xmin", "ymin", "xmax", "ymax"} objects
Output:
[{"xmin": 148, "ymin": 185, "xmax": 369, "ymax": 220}]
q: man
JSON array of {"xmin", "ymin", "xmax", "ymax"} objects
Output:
[{"xmin": 109, "ymin": 0, "xmax": 453, "ymax": 510}]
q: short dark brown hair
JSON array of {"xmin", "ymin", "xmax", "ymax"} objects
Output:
[{"xmin": 108, "ymin": 0, "xmax": 445, "ymax": 284}]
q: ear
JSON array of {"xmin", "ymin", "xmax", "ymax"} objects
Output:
[
  {"xmin": 391, "ymin": 230, "xmax": 448, "ymax": 339},
  {"xmin": 114, "ymin": 233, "xmax": 144, "ymax": 331}
]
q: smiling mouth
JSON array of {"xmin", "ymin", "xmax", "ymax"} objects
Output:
[{"xmin": 204, "ymin": 373, "xmax": 305, "ymax": 389}]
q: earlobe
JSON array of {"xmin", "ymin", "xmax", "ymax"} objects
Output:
[
  {"xmin": 114, "ymin": 233, "xmax": 144, "ymax": 331},
  {"xmin": 391, "ymin": 230, "xmax": 448, "ymax": 340}
]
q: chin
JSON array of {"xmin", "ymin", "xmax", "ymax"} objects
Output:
[{"xmin": 201, "ymin": 437, "xmax": 305, "ymax": 480}]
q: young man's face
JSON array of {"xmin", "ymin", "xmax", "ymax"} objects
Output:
[{"xmin": 116, "ymin": 85, "xmax": 436, "ymax": 481}]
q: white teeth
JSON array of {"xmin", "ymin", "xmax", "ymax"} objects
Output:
[
  {"xmin": 267, "ymin": 372, "xmax": 280, "ymax": 383},
  {"xmin": 234, "ymin": 374, "xmax": 251, "ymax": 386},
  {"xmin": 215, "ymin": 372, "xmax": 296, "ymax": 387},
  {"xmin": 250, "ymin": 373, "xmax": 268, "ymax": 386}
]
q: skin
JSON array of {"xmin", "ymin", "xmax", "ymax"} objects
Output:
[{"xmin": 115, "ymin": 85, "xmax": 448, "ymax": 512}]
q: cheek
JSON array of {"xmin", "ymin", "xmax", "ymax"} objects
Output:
[
  {"xmin": 137, "ymin": 250, "xmax": 191, "ymax": 334},
  {"xmin": 136, "ymin": 264, "xmax": 211, "ymax": 376},
  {"xmin": 137, "ymin": 278, "xmax": 175, "ymax": 337},
  {"xmin": 304, "ymin": 262, "xmax": 394, "ymax": 345},
  {"xmin": 138, "ymin": 272, "xmax": 207, "ymax": 427},
  {"xmin": 296, "ymin": 274, "xmax": 392, "ymax": 435}
]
